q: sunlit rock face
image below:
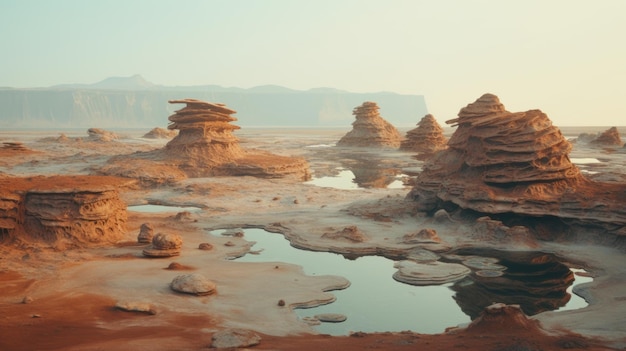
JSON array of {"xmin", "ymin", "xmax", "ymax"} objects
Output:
[
  {"xmin": 0, "ymin": 176, "xmax": 129, "ymax": 246},
  {"xmin": 407, "ymin": 94, "xmax": 626, "ymax": 232},
  {"xmin": 337, "ymin": 101, "xmax": 402, "ymax": 148},
  {"xmin": 400, "ymin": 114, "xmax": 447, "ymax": 158},
  {"xmin": 590, "ymin": 126, "xmax": 623, "ymax": 147}
]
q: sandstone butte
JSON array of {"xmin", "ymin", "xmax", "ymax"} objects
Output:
[
  {"xmin": 399, "ymin": 113, "xmax": 447, "ymax": 158},
  {"xmin": 337, "ymin": 101, "xmax": 403, "ymax": 148},
  {"xmin": 100, "ymin": 99, "xmax": 310, "ymax": 183},
  {"xmin": 407, "ymin": 93, "xmax": 626, "ymax": 238}
]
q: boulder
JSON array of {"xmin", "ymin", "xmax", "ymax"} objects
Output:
[
  {"xmin": 210, "ymin": 329, "xmax": 260, "ymax": 349},
  {"xmin": 170, "ymin": 273, "xmax": 217, "ymax": 296},
  {"xmin": 337, "ymin": 101, "xmax": 402, "ymax": 148},
  {"xmin": 137, "ymin": 223, "xmax": 154, "ymax": 243},
  {"xmin": 142, "ymin": 233, "xmax": 183, "ymax": 257}
]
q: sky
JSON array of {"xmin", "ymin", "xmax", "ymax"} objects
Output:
[{"xmin": 1, "ymin": 0, "xmax": 625, "ymax": 126}]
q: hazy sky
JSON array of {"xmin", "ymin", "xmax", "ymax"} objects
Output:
[{"xmin": 1, "ymin": 0, "xmax": 625, "ymax": 126}]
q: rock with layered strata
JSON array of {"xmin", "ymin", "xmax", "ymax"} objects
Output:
[
  {"xmin": 143, "ymin": 233, "xmax": 183, "ymax": 257},
  {"xmin": 137, "ymin": 223, "xmax": 154, "ymax": 243},
  {"xmin": 590, "ymin": 126, "xmax": 623, "ymax": 146},
  {"xmin": 322, "ymin": 225, "xmax": 367, "ymax": 242},
  {"xmin": 0, "ymin": 175, "xmax": 130, "ymax": 245},
  {"xmin": 407, "ymin": 94, "xmax": 626, "ymax": 230},
  {"xmin": 142, "ymin": 127, "xmax": 177, "ymax": 139},
  {"xmin": 87, "ymin": 128, "xmax": 118, "ymax": 141},
  {"xmin": 400, "ymin": 114, "xmax": 447, "ymax": 158},
  {"xmin": 393, "ymin": 260, "xmax": 470, "ymax": 286},
  {"xmin": 101, "ymin": 99, "xmax": 310, "ymax": 181},
  {"xmin": 337, "ymin": 102, "xmax": 402, "ymax": 148}
]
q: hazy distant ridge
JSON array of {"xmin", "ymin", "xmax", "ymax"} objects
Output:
[{"xmin": 0, "ymin": 75, "xmax": 427, "ymax": 129}]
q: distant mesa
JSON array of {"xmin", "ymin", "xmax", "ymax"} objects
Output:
[
  {"xmin": 590, "ymin": 126, "xmax": 623, "ymax": 147},
  {"xmin": 407, "ymin": 93, "xmax": 626, "ymax": 234},
  {"xmin": 99, "ymin": 99, "xmax": 310, "ymax": 183},
  {"xmin": 399, "ymin": 114, "xmax": 447, "ymax": 158},
  {"xmin": 336, "ymin": 101, "xmax": 403, "ymax": 148},
  {"xmin": 142, "ymin": 127, "xmax": 177, "ymax": 139}
]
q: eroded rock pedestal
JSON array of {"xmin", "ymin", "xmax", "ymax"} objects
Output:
[
  {"xmin": 101, "ymin": 99, "xmax": 310, "ymax": 182},
  {"xmin": 0, "ymin": 175, "xmax": 130, "ymax": 246},
  {"xmin": 337, "ymin": 102, "xmax": 402, "ymax": 148},
  {"xmin": 400, "ymin": 114, "xmax": 447, "ymax": 158},
  {"xmin": 407, "ymin": 94, "xmax": 626, "ymax": 234}
]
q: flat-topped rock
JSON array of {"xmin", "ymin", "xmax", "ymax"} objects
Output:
[
  {"xmin": 143, "ymin": 233, "xmax": 183, "ymax": 257},
  {"xmin": 392, "ymin": 260, "xmax": 470, "ymax": 286},
  {"xmin": 337, "ymin": 101, "xmax": 402, "ymax": 148},
  {"xmin": 170, "ymin": 273, "xmax": 217, "ymax": 296}
]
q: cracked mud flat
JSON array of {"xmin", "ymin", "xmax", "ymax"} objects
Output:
[{"xmin": 0, "ymin": 127, "xmax": 625, "ymax": 351}]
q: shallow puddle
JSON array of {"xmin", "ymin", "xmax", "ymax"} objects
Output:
[
  {"xmin": 215, "ymin": 228, "xmax": 591, "ymax": 335},
  {"xmin": 306, "ymin": 168, "xmax": 407, "ymax": 190}
]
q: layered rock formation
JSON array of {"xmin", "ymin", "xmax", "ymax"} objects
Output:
[
  {"xmin": 400, "ymin": 114, "xmax": 447, "ymax": 158},
  {"xmin": 590, "ymin": 126, "xmax": 623, "ymax": 146},
  {"xmin": 100, "ymin": 99, "xmax": 310, "ymax": 181},
  {"xmin": 0, "ymin": 175, "xmax": 130, "ymax": 246},
  {"xmin": 337, "ymin": 102, "xmax": 402, "ymax": 148},
  {"xmin": 407, "ymin": 94, "xmax": 626, "ymax": 232}
]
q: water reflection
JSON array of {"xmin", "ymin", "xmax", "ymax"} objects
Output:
[{"xmin": 447, "ymin": 248, "xmax": 583, "ymax": 319}]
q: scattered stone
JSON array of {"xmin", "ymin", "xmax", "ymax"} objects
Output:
[
  {"xmin": 31, "ymin": 314, "xmax": 41, "ymax": 318},
  {"xmin": 210, "ymin": 328, "xmax": 261, "ymax": 349},
  {"xmin": 166, "ymin": 262, "xmax": 184, "ymax": 270},
  {"xmin": 393, "ymin": 260, "xmax": 470, "ymax": 286},
  {"xmin": 174, "ymin": 211, "xmax": 193, "ymax": 221},
  {"xmin": 401, "ymin": 228, "xmax": 441, "ymax": 244},
  {"xmin": 224, "ymin": 241, "xmax": 235, "ymax": 247},
  {"xmin": 142, "ymin": 233, "xmax": 183, "ymax": 257},
  {"xmin": 400, "ymin": 114, "xmax": 447, "ymax": 158},
  {"xmin": 277, "ymin": 299, "xmax": 285, "ymax": 307},
  {"xmin": 337, "ymin": 101, "xmax": 402, "ymax": 148},
  {"xmin": 322, "ymin": 225, "xmax": 367, "ymax": 242},
  {"xmin": 170, "ymin": 273, "xmax": 217, "ymax": 296},
  {"xmin": 114, "ymin": 301, "xmax": 157, "ymax": 315},
  {"xmin": 222, "ymin": 228, "xmax": 244, "ymax": 237},
  {"xmin": 198, "ymin": 243, "xmax": 213, "ymax": 250},
  {"xmin": 22, "ymin": 296, "xmax": 33, "ymax": 304},
  {"xmin": 137, "ymin": 223, "xmax": 154, "ymax": 243},
  {"xmin": 314, "ymin": 313, "xmax": 347, "ymax": 323}
]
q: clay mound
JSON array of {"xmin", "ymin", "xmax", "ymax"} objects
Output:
[
  {"xmin": 0, "ymin": 175, "xmax": 132, "ymax": 246},
  {"xmin": 465, "ymin": 303, "xmax": 542, "ymax": 333},
  {"xmin": 87, "ymin": 128, "xmax": 118, "ymax": 142},
  {"xmin": 400, "ymin": 114, "xmax": 447, "ymax": 157},
  {"xmin": 590, "ymin": 126, "xmax": 623, "ymax": 146},
  {"xmin": 337, "ymin": 101, "xmax": 402, "ymax": 148},
  {"xmin": 142, "ymin": 127, "xmax": 177, "ymax": 139},
  {"xmin": 407, "ymin": 94, "xmax": 626, "ymax": 229}
]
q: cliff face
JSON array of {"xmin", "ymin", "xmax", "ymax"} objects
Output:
[{"xmin": 0, "ymin": 88, "xmax": 427, "ymax": 128}]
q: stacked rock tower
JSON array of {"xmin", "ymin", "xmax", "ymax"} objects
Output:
[
  {"xmin": 408, "ymin": 93, "xmax": 613, "ymax": 220},
  {"xmin": 400, "ymin": 114, "xmax": 447, "ymax": 158},
  {"xmin": 337, "ymin": 102, "xmax": 402, "ymax": 148}
]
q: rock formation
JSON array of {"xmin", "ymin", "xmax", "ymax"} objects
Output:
[
  {"xmin": 142, "ymin": 233, "xmax": 183, "ymax": 257},
  {"xmin": 337, "ymin": 102, "xmax": 402, "ymax": 148},
  {"xmin": 137, "ymin": 223, "xmax": 154, "ymax": 243},
  {"xmin": 142, "ymin": 127, "xmax": 177, "ymax": 139},
  {"xmin": 393, "ymin": 260, "xmax": 470, "ymax": 286},
  {"xmin": 87, "ymin": 128, "xmax": 118, "ymax": 142},
  {"xmin": 170, "ymin": 273, "xmax": 217, "ymax": 296},
  {"xmin": 400, "ymin": 114, "xmax": 447, "ymax": 158},
  {"xmin": 0, "ymin": 175, "xmax": 130, "ymax": 246},
  {"xmin": 100, "ymin": 99, "xmax": 310, "ymax": 181},
  {"xmin": 407, "ymin": 94, "xmax": 626, "ymax": 233},
  {"xmin": 590, "ymin": 126, "xmax": 623, "ymax": 146}
]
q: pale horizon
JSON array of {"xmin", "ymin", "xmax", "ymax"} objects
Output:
[{"xmin": 1, "ymin": 0, "xmax": 625, "ymax": 126}]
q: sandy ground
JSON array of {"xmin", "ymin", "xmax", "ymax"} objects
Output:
[{"xmin": 1, "ymin": 127, "xmax": 625, "ymax": 350}]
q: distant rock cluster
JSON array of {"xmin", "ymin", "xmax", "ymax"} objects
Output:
[
  {"xmin": 408, "ymin": 93, "xmax": 626, "ymax": 231},
  {"xmin": 337, "ymin": 101, "xmax": 403, "ymax": 148},
  {"xmin": 590, "ymin": 126, "xmax": 623, "ymax": 147},
  {"xmin": 400, "ymin": 114, "xmax": 447, "ymax": 158}
]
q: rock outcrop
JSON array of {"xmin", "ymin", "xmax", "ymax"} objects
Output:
[
  {"xmin": 407, "ymin": 94, "xmax": 626, "ymax": 232},
  {"xmin": 590, "ymin": 126, "xmax": 623, "ymax": 146},
  {"xmin": 142, "ymin": 127, "xmax": 177, "ymax": 139},
  {"xmin": 337, "ymin": 102, "xmax": 402, "ymax": 148},
  {"xmin": 400, "ymin": 114, "xmax": 447, "ymax": 158},
  {"xmin": 87, "ymin": 128, "xmax": 118, "ymax": 142},
  {"xmin": 100, "ymin": 99, "xmax": 310, "ymax": 181},
  {"xmin": 0, "ymin": 175, "xmax": 130, "ymax": 246}
]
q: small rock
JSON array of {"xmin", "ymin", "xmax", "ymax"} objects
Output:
[
  {"xmin": 210, "ymin": 329, "xmax": 261, "ymax": 349},
  {"xmin": 143, "ymin": 233, "xmax": 183, "ymax": 257},
  {"xmin": 22, "ymin": 296, "xmax": 33, "ymax": 304},
  {"xmin": 314, "ymin": 313, "xmax": 347, "ymax": 323},
  {"xmin": 277, "ymin": 299, "xmax": 285, "ymax": 307},
  {"xmin": 167, "ymin": 262, "xmax": 184, "ymax": 270},
  {"xmin": 198, "ymin": 243, "xmax": 213, "ymax": 250},
  {"xmin": 115, "ymin": 301, "xmax": 157, "ymax": 315},
  {"xmin": 137, "ymin": 223, "xmax": 154, "ymax": 243}
]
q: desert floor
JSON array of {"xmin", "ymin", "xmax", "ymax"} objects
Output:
[{"xmin": 0, "ymin": 127, "xmax": 625, "ymax": 351}]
